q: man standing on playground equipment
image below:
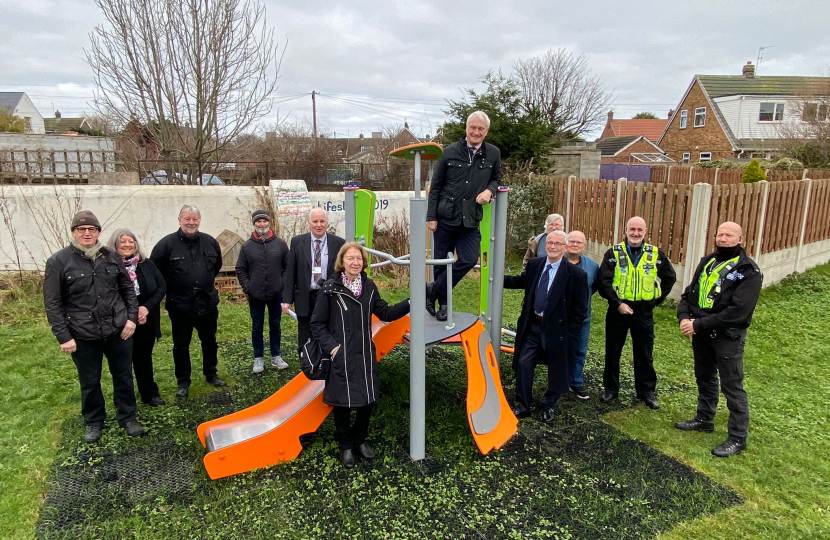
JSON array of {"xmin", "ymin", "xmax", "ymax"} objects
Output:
[
  {"xmin": 426, "ymin": 110, "xmax": 501, "ymax": 321},
  {"xmin": 504, "ymin": 231, "xmax": 589, "ymax": 423},
  {"xmin": 282, "ymin": 208, "xmax": 345, "ymax": 356},
  {"xmin": 598, "ymin": 216, "xmax": 676, "ymax": 409}
]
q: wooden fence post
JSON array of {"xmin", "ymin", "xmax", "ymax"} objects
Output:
[
  {"xmin": 566, "ymin": 175, "xmax": 575, "ymax": 231},
  {"xmin": 795, "ymin": 178, "xmax": 814, "ymax": 273},
  {"xmin": 684, "ymin": 182, "xmax": 713, "ymax": 289},
  {"xmin": 613, "ymin": 177, "xmax": 627, "ymax": 243},
  {"xmin": 713, "ymin": 167, "xmax": 719, "ymax": 186},
  {"xmin": 802, "ymin": 169, "xmax": 809, "ymax": 180},
  {"xmin": 667, "ymin": 165, "xmax": 673, "ymax": 184},
  {"xmin": 754, "ymin": 180, "xmax": 771, "ymax": 260},
  {"xmin": 688, "ymin": 166, "xmax": 694, "ymax": 185}
]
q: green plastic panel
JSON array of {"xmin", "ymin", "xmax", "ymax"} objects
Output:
[
  {"xmin": 478, "ymin": 202, "xmax": 492, "ymax": 316},
  {"xmin": 354, "ymin": 189, "xmax": 376, "ymax": 276}
]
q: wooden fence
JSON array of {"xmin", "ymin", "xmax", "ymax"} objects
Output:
[
  {"xmin": 0, "ymin": 149, "xmax": 120, "ymax": 184},
  {"xmin": 649, "ymin": 165, "xmax": 830, "ymax": 185},
  {"xmin": 542, "ymin": 176, "xmax": 830, "ymax": 268}
]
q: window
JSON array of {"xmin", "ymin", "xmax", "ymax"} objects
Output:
[
  {"xmin": 694, "ymin": 107, "xmax": 706, "ymax": 127},
  {"xmin": 802, "ymin": 103, "xmax": 829, "ymax": 122},
  {"xmin": 759, "ymin": 102, "xmax": 785, "ymax": 122},
  {"xmin": 679, "ymin": 110, "xmax": 687, "ymax": 129},
  {"xmin": 359, "ymin": 145, "xmax": 368, "ymax": 152},
  {"xmin": 682, "ymin": 152, "xmax": 690, "ymax": 164},
  {"xmin": 699, "ymin": 152, "xmax": 712, "ymax": 162},
  {"xmin": 337, "ymin": 149, "xmax": 343, "ymax": 156}
]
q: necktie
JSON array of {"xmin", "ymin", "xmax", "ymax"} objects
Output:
[
  {"xmin": 469, "ymin": 146, "xmax": 476, "ymax": 161},
  {"xmin": 533, "ymin": 264, "xmax": 552, "ymax": 315},
  {"xmin": 313, "ymin": 239, "xmax": 322, "ymax": 282}
]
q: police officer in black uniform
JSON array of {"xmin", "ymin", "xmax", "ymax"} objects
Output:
[{"xmin": 676, "ymin": 221, "xmax": 762, "ymax": 457}]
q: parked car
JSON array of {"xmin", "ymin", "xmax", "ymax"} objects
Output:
[{"xmin": 198, "ymin": 174, "xmax": 225, "ymax": 186}]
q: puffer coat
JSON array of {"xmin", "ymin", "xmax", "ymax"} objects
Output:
[{"xmin": 310, "ymin": 272, "xmax": 410, "ymax": 408}]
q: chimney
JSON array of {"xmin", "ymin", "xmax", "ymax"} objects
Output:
[
  {"xmin": 668, "ymin": 109, "xmax": 674, "ymax": 118},
  {"xmin": 55, "ymin": 110, "xmax": 61, "ymax": 119},
  {"xmin": 607, "ymin": 111, "xmax": 614, "ymax": 124},
  {"xmin": 742, "ymin": 61, "xmax": 755, "ymax": 78},
  {"xmin": 371, "ymin": 131, "xmax": 382, "ymax": 139},
  {"xmin": 358, "ymin": 132, "xmax": 364, "ymax": 139}
]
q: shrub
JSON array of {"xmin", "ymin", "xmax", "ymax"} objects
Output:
[
  {"xmin": 502, "ymin": 171, "xmax": 554, "ymax": 253},
  {"xmin": 743, "ymin": 159, "xmax": 767, "ymax": 183},
  {"xmin": 772, "ymin": 157, "xmax": 804, "ymax": 170}
]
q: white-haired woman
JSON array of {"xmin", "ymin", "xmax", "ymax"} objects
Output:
[
  {"xmin": 109, "ymin": 228, "xmax": 167, "ymax": 406},
  {"xmin": 523, "ymin": 213, "xmax": 565, "ymax": 270}
]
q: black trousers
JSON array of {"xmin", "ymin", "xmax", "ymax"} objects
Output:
[
  {"xmin": 432, "ymin": 221, "xmax": 481, "ymax": 304},
  {"xmin": 132, "ymin": 322, "xmax": 160, "ymax": 402},
  {"xmin": 296, "ymin": 289, "xmax": 319, "ymax": 355},
  {"xmin": 514, "ymin": 322, "xmax": 563, "ymax": 412},
  {"xmin": 169, "ymin": 308, "xmax": 219, "ymax": 385},
  {"xmin": 692, "ymin": 329, "xmax": 749, "ymax": 441},
  {"xmin": 333, "ymin": 403, "xmax": 375, "ymax": 450},
  {"xmin": 71, "ymin": 335, "xmax": 137, "ymax": 427},
  {"xmin": 603, "ymin": 306, "xmax": 657, "ymax": 397}
]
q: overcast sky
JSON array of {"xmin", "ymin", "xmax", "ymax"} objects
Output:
[{"xmin": 1, "ymin": 0, "xmax": 828, "ymax": 140}]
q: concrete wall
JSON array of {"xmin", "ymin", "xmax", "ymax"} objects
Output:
[
  {"xmin": 0, "ymin": 180, "xmax": 415, "ymax": 271},
  {"xmin": 549, "ymin": 142, "xmax": 601, "ymax": 179}
]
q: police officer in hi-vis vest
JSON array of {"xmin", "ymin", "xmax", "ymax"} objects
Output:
[
  {"xmin": 597, "ymin": 216, "xmax": 676, "ymax": 409},
  {"xmin": 675, "ymin": 221, "xmax": 762, "ymax": 457}
]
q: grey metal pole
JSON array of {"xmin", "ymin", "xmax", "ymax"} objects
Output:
[
  {"xmin": 489, "ymin": 187, "xmax": 509, "ymax": 365},
  {"xmin": 413, "ymin": 151, "xmax": 422, "ymax": 198},
  {"xmin": 485, "ymin": 199, "xmax": 497, "ymax": 328},
  {"xmin": 445, "ymin": 255, "xmax": 454, "ymax": 331},
  {"xmin": 409, "ymin": 197, "xmax": 427, "ymax": 461},
  {"xmin": 344, "ymin": 186, "xmax": 357, "ymax": 242}
]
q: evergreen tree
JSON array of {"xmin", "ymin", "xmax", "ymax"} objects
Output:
[{"xmin": 743, "ymin": 159, "xmax": 767, "ymax": 183}]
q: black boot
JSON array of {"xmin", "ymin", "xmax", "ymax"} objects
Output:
[
  {"xmin": 341, "ymin": 448, "xmax": 355, "ymax": 468},
  {"xmin": 675, "ymin": 418, "xmax": 715, "ymax": 432},
  {"xmin": 436, "ymin": 304, "xmax": 448, "ymax": 321},
  {"xmin": 356, "ymin": 443, "xmax": 375, "ymax": 460},
  {"xmin": 425, "ymin": 282, "xmax": 437, "ymax": 316}
]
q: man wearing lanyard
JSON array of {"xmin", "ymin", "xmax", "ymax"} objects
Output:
[
  {"xmin": 597, "ymin": 216, "xmax": 676, "ymax": 409},
  {"xmin": 426, "ymin": 110, "xmax": 501, "ymax": 321},
  {"xmin": 504, "ymin": 230, "xmax": 588, "ymax": 423},
  {"xmin": 283, "ymin": 207, "xmax": 345, "ymax": 356},
  {"xmin": 676, "ymin": 221, "xmax": 762, "ymax": 457}
]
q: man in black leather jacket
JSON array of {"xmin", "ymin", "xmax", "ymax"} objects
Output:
[
  {"xmin": 150, "ymin": 204, "xmax": 225, "ymax": 398},
  {"xmin": 426, "ymin": 110, "xmax": 501, "ymax": 321},
  {"xmin": 43, "ymin": 210, "xmax": 143, "ymax": 443}
]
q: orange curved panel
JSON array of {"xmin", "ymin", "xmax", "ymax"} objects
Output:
[
  {"xmin": 197, "ymin": 315, "xmax": 410, "ymax": 480},
  {"xmin": 461, "ymin": 320, "xmax": 518, "ymax": 454}
]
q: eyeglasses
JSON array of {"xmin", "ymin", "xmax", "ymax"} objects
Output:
[
  {"xmin": 75, "ymin": 227, "xmax": 99, "ymax": 233},
  {"xmin": 568, "ymin": 241, "xmax": 585, "ymax": 245},
  {"xmin": 545, "ymin": 242, "xmax": 567, "ymax": 248}
]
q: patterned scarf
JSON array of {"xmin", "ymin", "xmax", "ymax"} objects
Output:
[
  {"xmin": 123, "ymin": 255, "xmax": 140, "ymax": 296},
  {"xmin": 341, "ymin": 273, "xmax": 363, "ymax": 298}
]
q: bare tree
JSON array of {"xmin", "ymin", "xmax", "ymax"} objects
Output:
[
  {"xmin": 777, "ymin": 79, "xmax": 830, "ymax": 167},
  {"xmin": 513, "ymin": 49, "xmax": 614, "ymax": 139},
  {"xmin": 85, "ymin": 0, "xmax": 282, "ymax": 183}
]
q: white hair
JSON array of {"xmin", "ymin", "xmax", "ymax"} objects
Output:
[
  {"xmin": 108, "ymin": 228, "xmax": 147, "ymax": 261},
  {"xmin": 545, "ymin": 213, "xmax": 564, "ymax": 228},
  {"xmin": 466, "ymin": 110, "xmax": 491, "ymax": 129},
  {"xmin": 178, "ymin": 204, "xmax": 201, "ymax": 219},
  {"xmin": 547, "ymin": 230, "xmax": 569, "ymax": 244}
]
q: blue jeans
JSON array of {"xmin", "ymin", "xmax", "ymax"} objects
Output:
[
  {"xmin": 570, "ymin": 319, "xmax": 591, "ymax": 389},
  {"xmin": 249, "ymin": 297, "xmax": 282, "ymax": 358}
]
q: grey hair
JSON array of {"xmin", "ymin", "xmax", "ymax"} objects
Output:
[
  {"xmin": 178, "ymin": 204, "xmax": 201, "ymax": 219},
  {"xmin": 108, "ymin": 228, "xmax": 147, "ymax": 261},
  {"xmin": 466, "ymin": 110, "xmax": 491, "ymax": 129},
  {"xmin": 547, "ymin": 230, "xmax": 569, "ymax": 244},
  {"xmin": 545, "ymin": 213, "xmax": 564, "ymax": 227}
]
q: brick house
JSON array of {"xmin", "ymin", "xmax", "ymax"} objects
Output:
[
  {"xmin": 335, "ymin": 126, "xmax": 422, "ymax": 162},
  {"xmin": 596, "ymin": 135, "xmax": 672, "ymax": 164},
  {"xmin": 658, "ymin": 62, "xmax": 830, "ymax": 163},
  {"xmin": 599, "ymin": 112, "xmax": 667, "ymax": 143}
]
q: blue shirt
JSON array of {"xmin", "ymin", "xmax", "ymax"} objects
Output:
[{"xmin": 575, "ymin": 255, "xmax": 600, "ymax": 320}]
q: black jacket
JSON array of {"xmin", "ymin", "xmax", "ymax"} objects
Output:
[
  {"xmin": 43, "ymin": 244, "xmax": 138, "ymax": 343},
  {"xmin": 310, "ymin": 272, "xmax": 410, "ymax": 408},
  {"xmin": 135, "ymin": 258, "xmax": 167, "ymax": 339},
  {"xmin": 150, "ymin": 229, "xmax": 222, "ymax": 315},
  {"xmin": 677, "ymin": 247, "xmax": 763, "ymax": 333},
  {"xmin": 283, "ymin": 232, "xmax": 345, "ymax": 317},
  {"xmin": 504, "ymin": 257, "xmax": 588, "ymax": 391},
  {"xmin": 236, "ymin": 231, "xmax": 289, "ymax": 302},
  {"xmin": 597, "ymin": 241, "xmax": 677, "ymax": 312},
  {"xmin": 427, "ymin": 138, "xmax": 501, "ymax": 228}
]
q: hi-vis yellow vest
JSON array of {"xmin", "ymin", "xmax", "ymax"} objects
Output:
[
  {"xmin": 612, "ymin": 243, "xmax": 661, "ymax": 301},
  {"xmin": 697, "ymin": 256, "xmax": 740, "ymax": 309}
]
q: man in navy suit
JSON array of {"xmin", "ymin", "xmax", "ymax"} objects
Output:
[
  {"xmin": 282, "ymin": 208, "xmax": 346, "ymax": 355},
  {"xmin": 504, "ymin": 230, "xmax": 589, "ymax": 423}
]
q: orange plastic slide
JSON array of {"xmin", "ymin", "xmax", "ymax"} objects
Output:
[{"xmin": 197, "ymin": 315, "xmax": 411, "ymax": 480}]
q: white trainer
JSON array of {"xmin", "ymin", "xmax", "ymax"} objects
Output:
[
  {"xmin": 271, "ymin": 356, "xmax": 288, "ymax": 370},
  {"xmin": 252, "ymin": 357, "xmax": 264, "ymax": 373}
]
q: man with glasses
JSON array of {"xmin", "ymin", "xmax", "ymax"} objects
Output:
[
  {"xmin": 565, "ymin": 230, "xmax": 600, "ymax": 400},
  {"xmin": 43, "ymin": 210, "xmax": 144, "ymax": 443},
  {"xmin": 504, "ymin": 231, "xmax": 588, "ymax": 423},
  {"xmin": 597, "ymin": 216, "xmax": 676, "ymax": 409}
]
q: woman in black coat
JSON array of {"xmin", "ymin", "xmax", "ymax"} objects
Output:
[
  {"xmin": 310, "ymin": 242, "xmax": 409, "ymax": 468},
  {"xmin": 110, "ymin": 229, "xmax": 167, "ymax": 406}
]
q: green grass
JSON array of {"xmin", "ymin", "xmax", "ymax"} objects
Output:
[{"xmin": 1, "ymin": 260, "xmax": 828, "ymax": 539}]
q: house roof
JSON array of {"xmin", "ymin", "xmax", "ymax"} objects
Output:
[
  {"xmin": 596, "ymin": 136, "xmax": 640, "ymax": 156},
  {"xmin": 0, "ymin": 92, "xmax": 25, "ymax": 110},
  {"xmin": 44, "ymin": 117, "xmax": 87, "ymax": 133},
  {"xmin": 697, "ymin": 75, "xmax": 830, "ymax": 98},
  {"xmin": 604, "ymin": 119, "xmax": 668, "ymax": 141}
]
